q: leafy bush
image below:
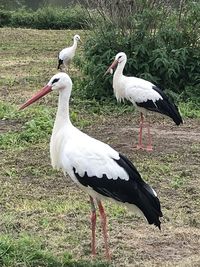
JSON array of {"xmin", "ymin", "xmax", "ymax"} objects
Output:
[
  {"xmin": 34, "ymin": 5, "xmax": 89, "ymax": 30},
  {"xmin": 79, "ymin": 1, "xmax": 200, "ymax": 102},
  {"xmin": 0, "ymin": 10, "xmax": 12, "ymax": 27},
  {"xmin": 0, "ymin": 5, "xmax": 90, "ymax": 29},
  {"xmin": 10, "ymin": 8, "xmax": 34, "ymax": 28}
]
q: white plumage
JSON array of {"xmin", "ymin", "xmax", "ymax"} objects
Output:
[
  {"xmin": 106, "ymin": 52, "xmax": 183, "ymax": 151},
  {"xmin": 57, "ymin": 34, "xmax": 81, "ymax": 70},
  {"xmin": 20, "ymin": 72, "xmax": 162, "ymax": 259},
  {"xmin": 51, "ymin": 123, "xmax": 129, "ymax": 182}
]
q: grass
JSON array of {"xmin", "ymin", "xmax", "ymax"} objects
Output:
[
  {"xmin": 179, "ymin": 101, "xmax": 200, "ymax": 118},
  {"xmin": 0, "ymin": 27, "xmax": 200, "ymax": 267},
  {"xmin": 0, "ymin": 234, "xmax": 109, "ymax": 267}
]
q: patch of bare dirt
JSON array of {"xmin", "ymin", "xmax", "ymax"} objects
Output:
[{"xmin": 0, "ymin": 119, "xmax": 22, "ymax": 133}]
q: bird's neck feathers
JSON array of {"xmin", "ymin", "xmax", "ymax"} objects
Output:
[
  {"xmin": 53, "ymin": 87, "xmax": 72, "ymax": 133},
  {"xmin": 113, "ymin": 60, "xmax": 126, "ymax": 102},
  {"xmin": 50, "ymin": 87, "xmax": 73, "ymax": 170},
  {"xmin": 72, "ymin": 39, "xmax": 78, "ymax": 50},
  {"xmin": 114, "ymin": 60, "xmax": 126, "ymax": 79}
]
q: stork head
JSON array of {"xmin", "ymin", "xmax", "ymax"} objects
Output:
[
  {"xmin": 19, "ymin": 72, "xmax": 72, "ymax": 110},
  {"xmin": 73, "ymin": 34, "xmax": 81, "ymax": 42},
  {"xmin": 104, "ymin": 52, "xmax": 127, "ymax": 75}
]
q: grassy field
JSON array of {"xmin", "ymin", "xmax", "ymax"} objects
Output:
[{"xmin": 0, "ymin": 28, "xmax": 200, "ymax": 267}]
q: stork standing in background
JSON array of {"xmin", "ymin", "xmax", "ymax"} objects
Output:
[
  {"xmin": 20, "ymin": 72, "xmax": 162, "ymax": 260},
  {"xmin": 105, "ymin": 52, "xmax": 183, "ymax": 151},
  {"xmin": 57, "ymin": 34, "xmax": 81, "ymax": 71}
]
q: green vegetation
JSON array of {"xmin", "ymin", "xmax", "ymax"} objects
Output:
[
  {"xmin": 0, "ymin": 234, "xmax": 109, "ymax": 267},
  {"xmin": 0, "ymin": 5, "xmax": 90, "ymax": 29},
  {"xmin": 79, "ymin": 1, "xmax": 200, "ymax": 103}
]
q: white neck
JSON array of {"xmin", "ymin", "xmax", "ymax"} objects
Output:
[
  {"xmin": 50, "ymin": 82, "xmax": 74, "ymax": 170},
  {"xmin": 72, "ymin": 39, "xmax": 78, "ymax": 51},
  {"xmin": 113, "ymin": 58, "xmax": 127, "ymax": 102},
  {"xmin": 114, "ymin": 59, "xmax": 126, "ymax": 79},
  {"xmin": 53, "ymin": 86, "xmax": 72, "ymax": 133}
]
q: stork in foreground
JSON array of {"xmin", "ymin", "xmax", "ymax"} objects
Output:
[
  {"xmin": 57, "ymin": 34, "xmax": 81, "ymax": 71},
  {"xmin": 20, "ymin": 72, "xmax": 163, "ymax": 260},
  {"xmin": 105, "ymin": 52, "xmax": 183, "ymax": 151}
]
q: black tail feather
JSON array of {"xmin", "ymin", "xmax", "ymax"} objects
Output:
[
  {"xmin": 152, "ymin": 86, "xmax": 183, "ymax": 125},
  {"xmin": 57, "ymin": 59, "xmax": 63, "ymax": 70},
  {"xmin": 117, "ymin": 154, "xmax": 163, "ymax": 229},
  {"xmin": 138, "ymin": 183, "xmax": 163, "ymax": 229},
  {"xmin": 137, "ymin": 86, "xmax": 183, "ymax": 125}
]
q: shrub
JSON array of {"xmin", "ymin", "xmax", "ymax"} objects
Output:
[
  {"xmin": 0, "ymin": 5, "xmax": 90, "ymax": 29},
  {"xmin": 0, "ymin": 10, "xmax": 12, "ymax": 27},
  {"xmin": 10, "ymin": 8, "xmax": 34, "ymax": 28},
  {"xmin": 79, "ymin": 1, "xmax": 200, "ymax": 102}
]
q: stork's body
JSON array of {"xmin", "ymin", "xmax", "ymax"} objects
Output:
[
  {"xmin": 106, "ymin": 52, "xmax": 183, "ymax": 151},
  {"xmin": 58, "ymin": 34, "xmax": 81, "ymax": 71},
  {"xmin": 20, "ymin": 72, "xmax": 163, "ymax": 260}
]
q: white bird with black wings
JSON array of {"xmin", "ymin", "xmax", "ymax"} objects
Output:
[
  {"xmin": 57, "ymin": 34, "xmax": 81, "ymax": 71},
  {"xmin": 105, "ymin": 52, "xmax": 183, "ymax": 151},
  {"xmin": 20, "ymin": 72, "xmax": 163, "ymax": 260}
]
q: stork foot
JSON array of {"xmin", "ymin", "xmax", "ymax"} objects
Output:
[
  {"xmin": 136, "ymin": 144, "xmax": 145, "ymax": 150},
  {"xmin": 146, "ymin": 145, "xmax": 153, "ymax": 151}
]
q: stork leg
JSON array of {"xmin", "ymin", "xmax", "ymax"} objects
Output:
[
  {"xmin": 136, "ymin": 113, "xmax": 153, "ymax": 151},
  {"xmin": 146, "ymin": 123, "xmax": 153, "ymax": 151},
  {"xmin": 90, "ymin": 196, "xmax": 96, "ymax": 257},
  {"xmin": 97, "ymin": 200, "xmax": 111, "ymax": 260},
  {"xmin": 136, "ymin": 112, "xmax": 145, "ymax": 150}
]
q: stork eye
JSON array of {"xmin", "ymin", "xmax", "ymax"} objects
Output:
[{"xmin": 52, "ymin": 78, "xmax": 60, "ymax": 84}]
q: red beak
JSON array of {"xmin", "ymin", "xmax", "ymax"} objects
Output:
[
  {"xmin": 104, "ymin": 59, "xmax": 118, "ymax": 76},
  {"xmin": 19, "ymin": 85, "xmax": 52, "ymax": 110}
]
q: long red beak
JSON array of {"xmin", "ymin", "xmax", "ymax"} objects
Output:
[
  {"xmin": 104, "ymin": 60, "xmax": 118, "ymax": 76},
  {"xmin": 19, "ymin": 85, "xmax": 52, "ymax": 110}
]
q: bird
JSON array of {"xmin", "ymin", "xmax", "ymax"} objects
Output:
[
  {"xmin": 57, "ymin": 34, "xmax": 81, "ymax": 71},
  {"xmin": 105, "ymin": 52, "xmax": 183, "ymax": 151},
  {"xmin": 20, "ymin": 72, "xmax": 163, "ymax": 260}
]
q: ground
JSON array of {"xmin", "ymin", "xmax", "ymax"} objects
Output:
[{"xmin": 0, "ymin": 28, "xmax": 200, "ymax": 267}]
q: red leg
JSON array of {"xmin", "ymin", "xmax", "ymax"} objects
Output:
[
  {"xmin": 97, "ymin": 200, "xmax": 111, "ymax": 260},
  {"xmin": 136, "ymin": 112, "xmax": 145, "ymax": 150},
  {"xmin": 146, "ymin": 123, "xmax": 153, "ymax": 151},
  {"xmin": 90, "ymin": 196, "xmax": 96, "ymax": 257}
]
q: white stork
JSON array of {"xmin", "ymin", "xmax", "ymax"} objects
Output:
[
  {"xmin": 105, "ymin": 52, "xmax": 183, "ymax": 151},
  {"xmin": 57, "ymin": 34, "xmax": 81, "ymax": 71},
  {"xmin": 20, "ymin": 72, "xmax": 163, "ymax": 260}
]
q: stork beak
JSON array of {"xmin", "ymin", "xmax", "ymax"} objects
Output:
[
  {"xmin": 104, "ymin": 60, "xmax": 118, "ymax": 76},
  {"xmin": 19, "ymin": 85, "xmax": 52, "ymax": 110}
]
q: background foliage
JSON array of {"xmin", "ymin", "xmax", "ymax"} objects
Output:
[
  {"xmin": 78, "ymin": 0, "xmax": 200, "ymax": 103},
  {"xmin": 0, "ymin": 5, "xmax": 90, "ymax": 29}
]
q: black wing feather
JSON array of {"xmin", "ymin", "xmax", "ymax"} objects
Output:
[
  {"xmin": 73, "ymin": 153, "xmax": 162, "ymax": 229},
  {"xmin": 136, "ymin": 86, "xmax": 183, "ymax": 125}
]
